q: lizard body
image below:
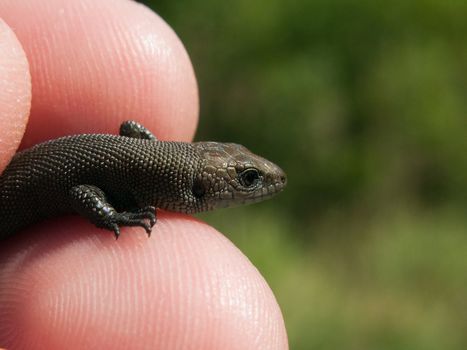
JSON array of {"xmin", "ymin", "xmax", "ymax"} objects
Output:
[{"xmin": 0, "ymin": 121, "xmax": 286, "ymax": 238}]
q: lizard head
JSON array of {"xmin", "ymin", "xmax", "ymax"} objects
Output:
[{"xmin": 191, "ymin": 142, "xmax": 287, "ymax": 212}]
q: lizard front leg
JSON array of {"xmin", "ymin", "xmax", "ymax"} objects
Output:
[{"xmin": 69, "ymin": 185, "xmax": 156, "ymax": 239}]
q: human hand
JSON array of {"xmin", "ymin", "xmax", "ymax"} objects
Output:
[{"xmin": 0, "ymin": 0, "xmax": 287, "ymax": 349}]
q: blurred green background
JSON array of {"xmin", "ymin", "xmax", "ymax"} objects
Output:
[{"xmin": 142, "ymin": 1, "xmax": 466, "ymax": 349}]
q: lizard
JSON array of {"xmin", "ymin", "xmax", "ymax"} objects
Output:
[{"xmin": 0, "ymin": 121, "xmax": 287, "ymax": 239}]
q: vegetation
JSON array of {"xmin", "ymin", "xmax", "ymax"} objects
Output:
[{"xmin": 143, "ymin": 1, "xmax": 467, "ymax": 348}]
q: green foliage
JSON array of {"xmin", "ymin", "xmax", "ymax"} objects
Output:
[
  {"xmin": 141, "ymin": 1, "xmax": 467, "ymax": 348},
  {"xmin": 152, "ymin": 0, "xmax": 466, "ymax": 222}
]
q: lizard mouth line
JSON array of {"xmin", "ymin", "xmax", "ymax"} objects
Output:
[{"xmin": 219, "ymin": 182, "xmax": 286, "ymax": 203}]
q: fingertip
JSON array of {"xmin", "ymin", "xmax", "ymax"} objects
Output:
[
  {"xmin": 0, "ymin": 0, "xmax": 198, "ymax": 146},
  {"xmin": 0, "ymin": 213, "xmax": 288, "ymax": 349},
  {"xmin": 0, "ymin": 18, "xmax": 31, "ymax": 172}
]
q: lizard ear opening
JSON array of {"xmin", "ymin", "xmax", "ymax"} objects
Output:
[{"xmin": 192, "ymin": 180, "xmax": 206, "ymax": 198}]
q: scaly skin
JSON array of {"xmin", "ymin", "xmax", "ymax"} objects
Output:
[{"xmin": 0, "ymin": 121, "xmax": 287, "ymax": 239}]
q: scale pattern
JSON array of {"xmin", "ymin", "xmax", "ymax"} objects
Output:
[
  {"xmin": 0, "ymin": 122, "xmax": 287, "ymax": 239},
  {"xmin": 0, "ymin": 134, "xmax": 201, "ymax": 238}
]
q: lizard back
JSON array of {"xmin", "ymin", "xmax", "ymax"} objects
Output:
[{"xmin": 0, "ymin": 134, "xmax": 201, "ymax": 238}]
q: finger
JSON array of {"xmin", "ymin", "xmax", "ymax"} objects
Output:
[
  {"xmin": 0, "ymin": 212, "xmax": 288, "ymax": 349},
  {"xmin": 0, "ymin": 0, "xmax": 198, "ymax": 148},
  {"xmin": 0, "ymin": 18, "xmax": 31, "ymax": 172},
  {"xmin": 0, "ymin": 1, "xmax": 287, "ymax": 348}
]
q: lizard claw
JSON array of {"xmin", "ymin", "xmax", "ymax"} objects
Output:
[
  {"xmin": 136, "ymin": 206, "xmax": 156, "ymax": 226},
  {"xmin": 112, "ymin": 224, "xmax": 120, "ymax": 240},
  {"xmin": 141, "ymin": 221, "xmax": 152, "ymax": 236}
]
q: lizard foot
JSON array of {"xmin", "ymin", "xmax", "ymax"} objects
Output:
[{"xmin": 113, "ymin": 206, "xmax": 157, "ymax": 239}]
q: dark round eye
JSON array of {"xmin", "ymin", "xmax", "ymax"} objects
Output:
[
  {"xmin": 239, "ymin": 168, "xmax": 260, "ymax": 188},
  {"xmin": 192, "ymin": 180, "xmax": 206, "ymax": 198}
]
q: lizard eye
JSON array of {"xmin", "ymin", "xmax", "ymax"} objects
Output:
[
  {"xmin": 192, "ymin": 180, "xmax": 206, "ymax": 198},
  {"xmin": 239, "ymin": 168, "xmax": 260, "ymax": 188}
]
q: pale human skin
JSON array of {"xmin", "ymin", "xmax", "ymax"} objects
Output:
[{"xmin": 0, "ymin": 0, "xmax": 288, "ymax": 349}]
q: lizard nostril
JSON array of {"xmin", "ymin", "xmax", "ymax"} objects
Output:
[{"xmin": 280, "ymin": 175, "xmax": 287, "ymax": 185}]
